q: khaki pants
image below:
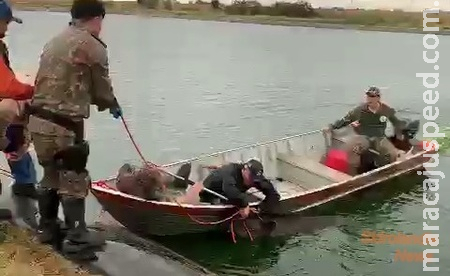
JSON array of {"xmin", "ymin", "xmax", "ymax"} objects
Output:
[
  {"xmin": 344, "ymin": 135, "xmax": 399, "ymax": 174},
  {"xmin": 29, "ymin": 116, "xmax": 89, "ymax": 199}
]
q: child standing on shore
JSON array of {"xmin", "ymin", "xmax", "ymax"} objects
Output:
[{"xmin": 4, "ymin": 111, "xmax": 39, "ymax": 230}]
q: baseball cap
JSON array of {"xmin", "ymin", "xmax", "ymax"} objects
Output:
[
  {"xmin": 71, "ymin": 0, "xmax": 106, "ymax": 20},
  {"xmin": 245, "ymin": 159, "xmax": 264, "ymax": 182},
  {"xmin": 0, "ymin": 0, "xmax": 22, "ymax": 24},
  {"xmin": 365, "ymin": 86, "xmax": 381, "ymax": 97}
]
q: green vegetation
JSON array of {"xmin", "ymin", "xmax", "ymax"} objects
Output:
[
  {"xmin": 431, "ymin": 127, "xmax": 450, "ymax": 155},
  {"xmin": 9, "ymin": 0, "xmax": 450, "ymax": 33},
  {"xmin": 224, "ymin": 1, "xmax": 316, "ymax": 18},
  {"xmin": 0, "ymin": 223, "xmax": 94, "ymax": 276}
]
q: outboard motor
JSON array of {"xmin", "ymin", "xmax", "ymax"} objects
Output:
[{"xmin": 401, "ymin": 119, "xmax": 420, "ymax": 140}]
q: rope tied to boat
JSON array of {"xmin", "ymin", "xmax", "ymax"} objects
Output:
[
  {"xmin": 120, "ymin": 115, "xmax": 261, "ymax": 243},
  {"xmin": 173, "ymin": 198, "xmax": 260, "ymax": 243}
]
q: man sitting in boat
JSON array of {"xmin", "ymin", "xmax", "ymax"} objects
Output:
[
  {"xmin": 200, "ymin": 159, "xmax": 280, "ymax": 219},
  {"xmin": 324, "ymin": 86, "xmax": 404, "ymax": 174}
]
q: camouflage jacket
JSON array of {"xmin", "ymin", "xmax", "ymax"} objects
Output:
[
  {"xmin": 330, "ymin": 103, "xmax": 403, "ymax": 137},
  {"xmin": 31, "ymin": 24, "xmax": 118, "ymax": 120}
]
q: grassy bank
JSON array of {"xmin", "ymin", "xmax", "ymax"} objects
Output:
[
  {"xmin": 9, "ymin": 0, "xmax": 449, "ymax": 34},
  {"xmin": 0, "ymin": 223, "xmax": 94, "ymax": 276}
]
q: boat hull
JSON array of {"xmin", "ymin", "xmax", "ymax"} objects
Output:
[
  {"xmin": 90, "ymin": 112, "xmax": 435, "ymax": 237},
  {"xmin": 91, "ymin": 181, "xmax": 237, "ymax": 236},
  {"xmin": 90, "ymin": 128, "xmax": 433, "ymax": 236}
]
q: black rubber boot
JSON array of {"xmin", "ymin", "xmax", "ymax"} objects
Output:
[
  {"xmin": 11, "ymin": 184, "xmax": 39, "ymax": 230},
  {"xmin": 0, "ymin": 208, "xmax": 12, "ymax": 221},
  {"xmin": 170, "ymin": 162, "xmax": 192, "ymax": 189},
  {"xmin": 36, "ymin": 187, "xmax": 60, "ymax": 245},
  {"xmin": 61, "ymin": 196, "xmax": 105, "ymax": 261}
]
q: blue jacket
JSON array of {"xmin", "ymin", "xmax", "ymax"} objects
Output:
[{"xmin": 8, "ymin": 151, "xmax": 37, "ymax": 185}]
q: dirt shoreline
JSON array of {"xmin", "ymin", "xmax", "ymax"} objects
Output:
[
  {"xmin": 0, "ymin": 220, "xmax": 216, "ymax": 276},
  {"xmin": 10, "ymin": 1, "xmax": 450, "ymax": 35},
  {"xmin": 0, "ymin": 222, "xmax": 95, "ymax": 276}
]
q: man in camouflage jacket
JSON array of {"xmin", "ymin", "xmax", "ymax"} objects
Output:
[{"xmin": 27, "ymin": 0, "xmax": 122, "ymax": 260}]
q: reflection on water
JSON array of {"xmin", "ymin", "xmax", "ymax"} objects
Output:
[{"xmin": 156, "ymin": 174, "xmax": 436, "ymax": 275}]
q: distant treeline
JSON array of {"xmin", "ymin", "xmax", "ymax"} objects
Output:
[
  {"xmin": 138, "ymin": 0, "xmax": 317, "ymax": 18},
  {"xmin": 223, "ymin": 1, "xmax": 316, "ymax": 18}
]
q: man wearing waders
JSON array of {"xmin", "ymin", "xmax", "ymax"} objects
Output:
[{"xmin": 28, "ymin": 0, "xmax": 122, "ymax": 260}]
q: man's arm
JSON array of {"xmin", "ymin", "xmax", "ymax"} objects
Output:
[
  {"xmin": 222, "ymin": 176, "xmax": 248, "ymax": 208},
  {"xmin": 0, "ymin": 57, "xmax": 33, "ymax": 100},
  {"xmin": 255, "ymin": 178, "xmax": 280, "ymax": 203},
  {"xmin": 86, "ymin": 41, "xmax": 119, "ymax": 112},
  {"xmin": 255, "ymin": 178, "xmax": 281, "ymax": 213},
  {"xmin": 330, "ymin": 106, "xmax": 361, "ymax": 130},
  {"xmin": 386, "ymin": 107, "xmax": 404, "ymax": 135}
]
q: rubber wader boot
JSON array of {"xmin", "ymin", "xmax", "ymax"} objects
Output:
[
  {"xmin": 61, "ymin": 196, "xmax": 105, "ymax": 261},
  {"xmin": 0, "ymin": 180, "xmax": 12, "ymax": 221},
  {"xmin": 11, "ymin": 184, "xmax": 39, "ymax": 230},
  {"xmin": 37, "ymin": 187, "xmax": 61, "ymax": 245},
  {"xmin": 0, "ymin": 208, "xmax": 12, "ymax": 221},
  {"xmin": 170, "ymin": 162, "xmax": 192, "ymax": 189}
]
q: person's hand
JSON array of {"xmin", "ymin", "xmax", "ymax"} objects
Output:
[
  {"xmin": 322, "ymin": 126, "xmax": 332, "ymax": 133},
  {"xmin": 15, "ymin": 71, "xmax": 36, "ymax": 85},
  {"xmin": 350, "ymin": 121, "xmax": 360, "ymax": 128},
  {"xmin": 109, "ymin": 105, "xmax": 122, "ymax": 119},
  {"xmin": 239, "ymin": 206, "xmax": 251, "ymax": 219},
  {"xmin": 395, "ymin": 133, "xmax": 404, "ymax": 140}
]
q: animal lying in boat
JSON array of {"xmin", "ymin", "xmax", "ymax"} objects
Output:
[
  {"xmin": 115, "ymin": 162, "xmax": 203, "ymax": 204},
  {"xmin": 91, "ymin": 120, "xmax": 434, "ymax": 236}
]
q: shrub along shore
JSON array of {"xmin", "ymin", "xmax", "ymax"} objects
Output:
[{"xmin": 10, "ymin": 0, "xmax": 450, "ymax": 34}]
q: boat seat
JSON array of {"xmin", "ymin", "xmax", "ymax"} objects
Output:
[{"xmin": 277, "ymin": 153, "xmax": 352, "ymax": 189}]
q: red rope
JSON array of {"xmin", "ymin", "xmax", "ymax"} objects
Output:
[
  {"xmin": 120, "ymin": 116, "xmax": 158, "ymax": 167},
  {"xmin": 119, "ymin": 115, "xmax": 259, "ymax": 242}
]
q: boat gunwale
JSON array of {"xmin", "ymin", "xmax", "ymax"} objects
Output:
[
  {"xmin": 288, "ymin": 161, "xmax": 425, "ymax": 213},
  {"xmin": 91, "ymin": 128, "xmax": 434, "ymax": 210},
  {"xmin": 90, "ymin": 182, "xmax": 259, "ymax": 210}
]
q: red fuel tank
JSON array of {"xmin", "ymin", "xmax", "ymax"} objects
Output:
[{"xmin": 324, "ymin": 149, "xmax": 349, "ymax": 174}]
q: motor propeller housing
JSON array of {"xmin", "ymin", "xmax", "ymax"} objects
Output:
[{"xmin": 401, "ymin": 119, "xmax": 420, "ymax": 140}]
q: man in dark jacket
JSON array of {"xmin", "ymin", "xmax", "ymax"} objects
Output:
[{"xmin": 200, "ymin": 159, "xmax": 280, "ymax": 218}]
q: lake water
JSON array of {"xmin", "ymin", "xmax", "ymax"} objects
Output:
[{"xmin": 5, "ymin": 11, "xmax": 450, "ymax": 276}]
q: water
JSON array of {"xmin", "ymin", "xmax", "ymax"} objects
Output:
[{"xmin": 5, "ymin": 11, "xmax": 450, "ymax": 275}]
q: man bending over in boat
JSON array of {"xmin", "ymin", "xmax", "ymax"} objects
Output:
[
  {"xmin": 324, "ymin": 86, "xmax": 404, "ymax": 174},
  {"xmin": 200, "ymin": 159, "xmax": 280, "ymax": 219}
]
